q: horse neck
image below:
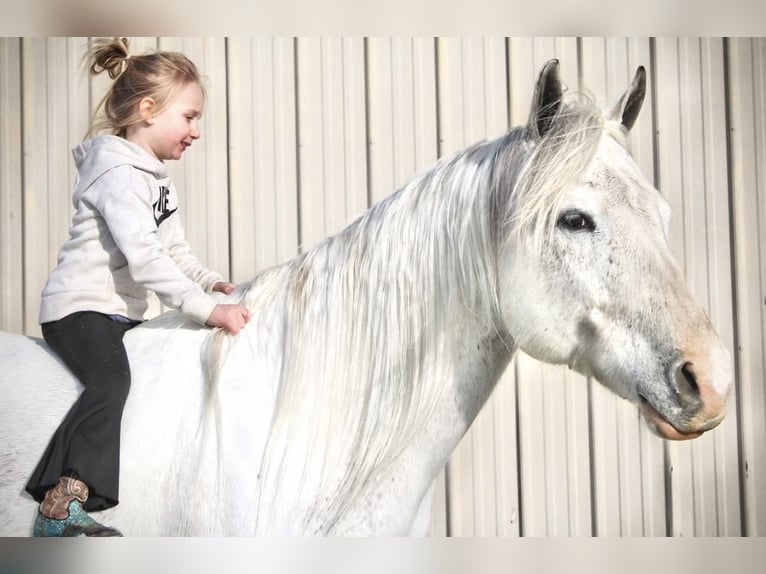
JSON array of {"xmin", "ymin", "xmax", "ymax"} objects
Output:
[
  {"xmin": 250, "ymin": 146, "xmax": 520, "ymax": 533},
  {"xmin": 281, "ymin": 142, "xmax": 514, "ymax": 423}
]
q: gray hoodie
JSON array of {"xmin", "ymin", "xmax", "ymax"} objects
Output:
[{"xmin": 39, "ymin": 135, "xmax": 223, "ymax": 325}]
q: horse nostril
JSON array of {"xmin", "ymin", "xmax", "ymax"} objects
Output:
[
  {"xmin": 676, "ymin": 361, "xmax": 702, "ymax": 410},
  {"xmin": 680, "ymin": 362, "xmax": 699, "ymax": 393}
]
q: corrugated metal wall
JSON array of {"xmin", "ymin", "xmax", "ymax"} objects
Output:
[{"xmin": 0, "ymin": 37, "xmax": 763, "ymax": 537}]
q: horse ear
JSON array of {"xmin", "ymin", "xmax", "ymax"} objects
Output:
[
  {"xmin": 528, "ymin": 59, "xmax": 562, "ymax": 141},
  {"xmin": 606, "ymin": 66, "xmax": 646, "ymax": 132}
]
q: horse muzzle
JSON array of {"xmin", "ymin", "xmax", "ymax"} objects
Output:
[
  {"xmin": 639, "ymin": 395, "xmax": 719, "ymax": 441},
  {"xmin": 639, "ymin": 346, "xmax": 733, "ymax": 441}
]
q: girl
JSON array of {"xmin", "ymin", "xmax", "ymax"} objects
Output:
[{"xmin": 25, "ymin": 37, "xmax": 251, "ymax": 537}]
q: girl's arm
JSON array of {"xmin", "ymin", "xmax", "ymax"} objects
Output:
[
  {"xmin": 165, "ymin": 223, "xmax": 225, "ymax": 292},
  {"xmin": 90, "ymin": 167, "xmax": 219, "ymax": 325}
]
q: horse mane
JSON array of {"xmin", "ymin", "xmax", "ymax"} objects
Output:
[{"xmin": 198, "ymin": 93, "xmax": 622, "ymax": 533}]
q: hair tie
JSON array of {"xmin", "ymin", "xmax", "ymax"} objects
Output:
[{"xmin": 118, "ymin": 54, "xmax": 131, "ymax": 77}]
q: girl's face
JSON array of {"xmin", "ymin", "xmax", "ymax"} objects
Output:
[{"xmin": 143, "ymin": 82, "xmax": 204, "ymax": 161}]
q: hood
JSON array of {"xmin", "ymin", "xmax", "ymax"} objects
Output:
[{"xmin": 72, "ymin": 135, "xmax": 169, "ymax": 200}]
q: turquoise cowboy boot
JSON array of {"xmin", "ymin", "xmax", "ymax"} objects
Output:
[{"xmin": 33, "ymin": 476, "xmax": 122, "ymax": 537}]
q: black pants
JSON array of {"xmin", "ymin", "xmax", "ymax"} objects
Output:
[{"xmin": 25, "ymin": 311, "xmax": 139, "ymax": 512}]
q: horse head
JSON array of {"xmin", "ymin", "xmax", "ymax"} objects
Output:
[{"xmin": 499, "ymin": 59, "xmax": 733, "ymax": 441}]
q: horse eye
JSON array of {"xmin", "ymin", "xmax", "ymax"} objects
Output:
[{"xmin": 558, "ymin": 210, "xmax": 595, "ymax": 232}]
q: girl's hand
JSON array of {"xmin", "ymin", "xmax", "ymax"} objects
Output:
[
  {"xmin": 206, "ymin": 304, "xmax": 251, "ymax": 335},
  {"xmin": 212, "ymin": 281, "xmax": 236, "ymax": 295}
]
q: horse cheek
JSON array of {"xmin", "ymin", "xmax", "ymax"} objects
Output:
[{"xmin": 499, "ymin": 248, "xmax": 577, "ymax": 365}]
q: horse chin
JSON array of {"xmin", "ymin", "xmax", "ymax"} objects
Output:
[{"xmin": 638, "ymin": 396, "xmax": 704, "ymax": 441}]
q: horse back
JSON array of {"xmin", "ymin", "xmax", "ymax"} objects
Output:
[{"xmin": 0, "ymin": 331, "xmax": 82, "ymax": 535}]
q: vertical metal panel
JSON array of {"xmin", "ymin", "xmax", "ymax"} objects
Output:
[
  {"xmin": 728, "ymin": 37, "xmax": 766, "ymax": 537},
  {"xmin": 64, "ymin": 38, "xmax": 92, "ymax": 189},
  {"xmin": 366, "ymin": 38, "xmax": 439, "ymax": 203},
  {"xmin": 45, "ymin": 39, "xmax": 78, "ymax": 266},
  {"xmin": 653, "ymin": 38, "xmax": 741, "ymax": 536},
  {"xmin": 227, "ymin": 38, "xmax": 299, "ymax": 282},
  {"xmin": 19, "ymin": 38, "xmax": 101, "ymax": 333},
  {"xmin": 694, "ymin": 39, "xmax": 742, "ymax": 537},
  {"xmin": 295, "ymin": 37, "xmax": 368, "ymax": 252},
  {"xmin": 679, "ymin": 37, "xmax": 740, "ymax": 537},
  {"xmin": 21, "ymin": 38, "xmax": 55, "ymax": 336},
  {"xmin": 0, "ymin": 38, "xmax": 23, "ymax": 334}
]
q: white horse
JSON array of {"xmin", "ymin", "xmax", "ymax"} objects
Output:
[{"xmin": 0, "ymin": 60, "xmax": 732, "ymax": 536}]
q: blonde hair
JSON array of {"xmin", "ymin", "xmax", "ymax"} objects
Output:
[{"xmin": 84, "ymin": 37, "xmax": 205, "ymax": 139}]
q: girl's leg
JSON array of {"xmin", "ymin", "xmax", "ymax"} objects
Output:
[{"xmin": 25, "ymin": 311, "xmax": 135, "ymax": 512}]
